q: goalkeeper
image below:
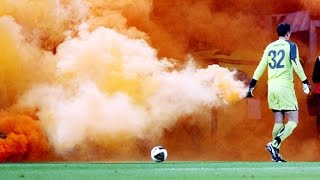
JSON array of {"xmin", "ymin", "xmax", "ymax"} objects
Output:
[{"xmin": 247, "ymin": 23, "xmax": 311, "ymax": 162}]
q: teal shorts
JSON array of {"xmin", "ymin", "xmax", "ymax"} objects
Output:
[{"xmin": 268, "ymin": 86, "xmax": 298, "ymax": 111}]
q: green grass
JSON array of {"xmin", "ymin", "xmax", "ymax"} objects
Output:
[{"xmin": 1, "ymin": 162, "xmax": 320, "ymax": 180}]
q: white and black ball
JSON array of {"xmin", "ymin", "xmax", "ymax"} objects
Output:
[{"xmin": 150, "ymin": 146, "xmax": 168, "ymax": 162}]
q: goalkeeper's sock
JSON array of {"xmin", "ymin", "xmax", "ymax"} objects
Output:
[
  {"xmin": 272, "ymin": 123, "xmax": 284, "ymax": 149},
  {"xmin": 272, "ymin": 121, "xmax": 297, "ymax": 148},
  {"xmin": 272, "ymin": 123, "xmax": 284, "ymax": 139}
]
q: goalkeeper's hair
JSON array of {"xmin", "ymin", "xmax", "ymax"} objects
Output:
[{"xmin": 277, "ymin": 23, "xmax": 291, "ymax": 37}]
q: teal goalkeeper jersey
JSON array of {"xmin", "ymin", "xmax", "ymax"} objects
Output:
[{"xmin": 252, "ymin": 39, "xmax": 307, "ymax": 88}]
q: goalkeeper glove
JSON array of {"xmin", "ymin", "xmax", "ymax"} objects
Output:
[
  {"xmin": 302, "ymin": 79, "xmax": 311, "ymax": 94},
  {"xmin": 246, "ymin": 87, "xmax": 254, "ymax": 98},
  {"xmin": 246, "ymin": 79, "xmax": 257, "ymax": 98}
]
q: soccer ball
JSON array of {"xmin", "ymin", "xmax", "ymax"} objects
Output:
[{"xmin": 150, "ymin": 146, "xmax": 168, "ymax": 162}]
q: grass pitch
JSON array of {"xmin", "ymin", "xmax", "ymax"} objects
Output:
[{"xmin": 1, "ymin": 162, "xmax": 320, "ymax": 180}]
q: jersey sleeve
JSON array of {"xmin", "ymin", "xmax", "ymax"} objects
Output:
[
  {"xmin": 290, "ymin": 43, "xmax": 307, "ymax": 81},
  {"xmin": 252, "ymin": 47, "xmax": 269, "ymax": 80}
]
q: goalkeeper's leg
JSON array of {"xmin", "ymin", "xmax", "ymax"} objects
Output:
[
  {"xmin": 266, "ymin": 111, "xmax": 285, "ymax": 161},
  {"xmin": 270, "ymin": 118, "xmax": 297, "ymax": 162},
  {"xmin": 272, "ymin": 111, "xmax": 298, "ymax": 149},
  {"xmin": 272, "ymin": 123, "xmax": 284, "ymax": 139},
  {"xmin": 272, "ymin": 113, "xmax": 285, "ymax": 139},
  {"xmin": 271, "ymin": 111, "xmax": 285, "ymax": 147}
]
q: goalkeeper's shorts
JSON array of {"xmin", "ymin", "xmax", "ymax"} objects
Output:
[{"xmin": 268, "ymin": 85, "xmax": 298, "ymax": 111}]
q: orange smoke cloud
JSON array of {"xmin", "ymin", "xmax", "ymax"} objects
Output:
[
  {"xmin": 0, "ymin": 0, "xmax": 87, "ymax": 51},
  {"xmin": 301, "ymin": 0, "xmax": 320, "ymax": 16},
  {"xmin": 132, "ymin": 0, "xmax": 274, "ymax": 59},
  {"xmin": 0, "ymin": 110, "xmax": 50, "ymax": 162},
  {"xmin": 0, "ymin": 16, "xmax": 56, "ymax": 109},
  {"xmin": 15, "ymin": 26, "xmax": 246, "ymax": 156}
]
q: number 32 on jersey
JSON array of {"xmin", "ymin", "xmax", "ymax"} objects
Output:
[{"xmin": 268, "ymin": 49, "xmax": 285, "ymax": 69}]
